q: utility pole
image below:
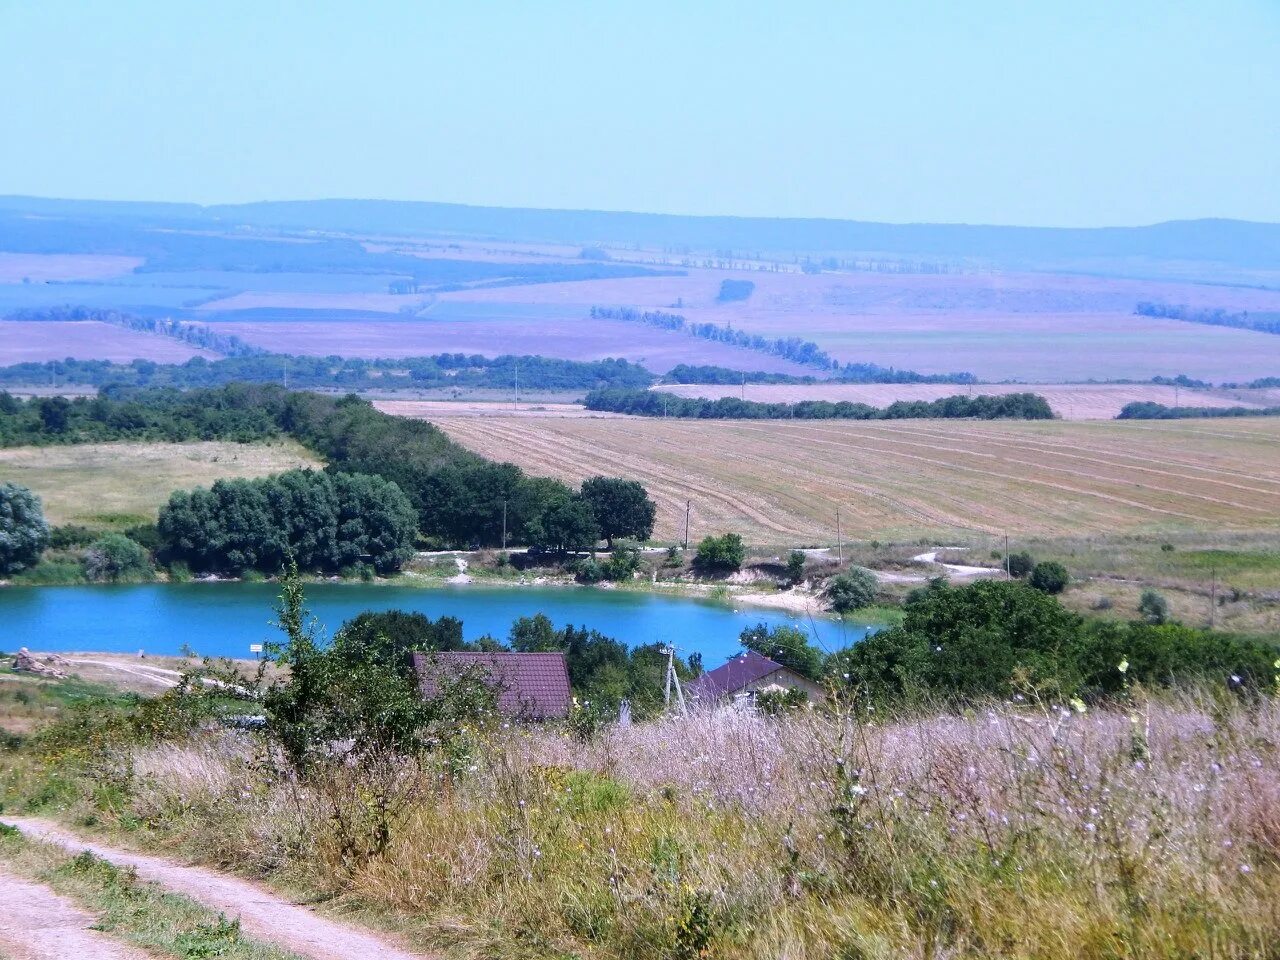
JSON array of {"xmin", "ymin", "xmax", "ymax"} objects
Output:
[
  {"xmin": 741, "ymin": 372, "xmax": 746, "ymax": 401},
  {"xmin": 514, "ymin": 360, "xmax": 519, "ymax": 406},
  {"xmin": 1210, "ymin": 567, "xmax": 1217, "ymax": 628},
  {"xmin": 502, "ymin": 499, "xmax": 508, "ymax": 551},
  {"xmin": 1004, "ymin": 533, "xmax": 1010, "ymax": 579},
  {"xmin": 663, "ymin": 645, "xmax": 687, "ymax": 713},
  {"xmin": 836, "ymin": 506, "xmax": 843, "ymax": 565},
  {"xmin": 684, "ymin": 499, "xmax": 691, "ymax": 551}
]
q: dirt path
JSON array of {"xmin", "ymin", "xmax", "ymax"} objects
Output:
[
  {"xmin": 0, "ymin": 867, "xmax": 150, "ymax": 960},
  {"xmin": 0, "ymin": 817, "xmax": 435, "ymax": 960}
]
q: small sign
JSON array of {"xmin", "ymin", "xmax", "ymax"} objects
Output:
[{"xmin": 249, "ymin": 644, "xmax": 263, "ymax": 654}]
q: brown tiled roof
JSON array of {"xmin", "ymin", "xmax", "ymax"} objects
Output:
[
  {"xmin": 687, "ymin": 650, "xmax": 785, "ymax": 700},
  {"xmin": 410, "ymin": 651, "xmax": 572, "ymax": 719}
]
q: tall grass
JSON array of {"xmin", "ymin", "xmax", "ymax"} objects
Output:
[{"xmin": 15, "ymin": 690, "xmax": 1274, "ymax": 959}]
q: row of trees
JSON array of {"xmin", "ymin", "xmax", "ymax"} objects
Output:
[
  {"xmin": 585, "ymin": 389, "xmax": 1055, "ymax": 421},
  {"xmin": 589, "ymin": 306, "xmax": 975, "ymax": 383},
  {"xmin": 0, "ymin": 351, "xmax": 655, "ymax": 392},
  {"xmin": 9, "ymin": 307, "xmax": 263, "ymax": 357},
  {"xmin": 1117, "ymin": 401, "xmax": 1280, "ymax": 420},
  {"xmin": 1135, "ymin": 301, "xmax": 1280, "ymax": 335}
]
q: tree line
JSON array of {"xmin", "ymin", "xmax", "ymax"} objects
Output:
[
  {"xmin": 0, "ymin": 349, "xmax": 655, "ymax": 393},
  {"xmin": 1135, "ymin": 301, "xmax": 1280, "ymax": 336},
  {"xmin": 7, "ymin": 307, "xmax": 265, "ymax": 357},
  {"xmin": 584, "ymin": 388, "xmax": 1054, "ymax": 421},
  {"xmin": 0, "ymin": 385, "xmax": 659, "ymax": 563},
  {"xmin": 1116, "ymin": 401, "xmax": 1280, "ymax": 420},
  {"xmin": 589, "ymin": 306, "xmax": 976, "ymax": 383}
]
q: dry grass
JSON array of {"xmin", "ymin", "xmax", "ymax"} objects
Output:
[
  {"xmin": 657, "ymin": 382, "xmax": 1270, "ymax": 420},
  {"xmin": 34, "ymin": 694, "xmax": 1280, "ymax": 959},
  {"xmin": 0, "ymin": 253, "xmax": 143, "ymax": 283},
  {"xmin": 0, "ymin": 440, "xmax": 321, "ymax": 528},
  {"xmin": 435, "ymin": 415, "xmax": 1280, "ymax": 545}
]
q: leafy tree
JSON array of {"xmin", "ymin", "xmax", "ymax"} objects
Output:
[
  {"xmin": 83, "ymin": 534, "xmax": 153, "ymax": 582},
  {"xmin": 824, "ymin": 568, "xmax": 878, "ymax": 613},
  {"xmin": 1138, "ymin": 589, "xmax": 1169, "ymax": 625},
  {"xmin": 1029, "ymin": 560, "xmax": 1070, "ymax": 594},
  {"xmin": 694, "ymin": 533, "xmax": 745, "ymax": 571},
  {"xmin": 524, "ymin": 495, "xmax": 600, "ymax": 553},
  {"xmin": 784, "ymin": 550, "xmax": 806, "ymax": 586},
  {"xmin": 579, "ymin": 477, "xmax": 656, "ymax": 548},
  {"xmin": 739, "ymin": 623, "xmax": 824, "ymax": 681},
  {"xmin": 0, "ymin": 482, "xmax": 50, "ymax": 574},
  {"xmin": 602, "ymin": 545, "xmax": 641, "ymax": 581},
  {"xmin": 1006, "ymin": 551, "xmax": 1035, "ymax": 579},
  {"xmin": 331, "ymin": 610, "xmax": 468, "ymax": 679}
]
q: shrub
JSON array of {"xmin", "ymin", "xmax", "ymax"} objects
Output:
[
  {"xmin": 0, "ymin": 482, "xmax": 50, "ymax": 574},
  {"xmin": 1029, "ymin": 560, "xmax": 1070, "ymax": 594},
  {"xmin": 1006, "ymin": 550, "xmax": 1035, "ymax": 578},
  {"xmin": 574, "ymin": 556, "xmax": 604, "ymax": 584},
  {"xmin": 48, "ymin": 524, "xmax": 96, "ymax": 550},
  {"xmin": 694, "ymin": 533, "xmax": 745, "ymax": 572},
  {"xmin": 739, "ymin": 623, "xmax": 824, "ymax": 681},
  {"xmin": 1138, "ymin": 588, "xmax": 1170, "ymax": 625},
  {"xmin": 602, "ymin": 545, "xmax": 641, "ymax": 581},
  {"xmin": 825, "ymin": 568, "xmax": 879, "ymax": 613},
  {"xmin": 82, "ymin": 534, "xmax": 153, "ymax": 583},
  {"xmin": 784, "ymin": 550, "xmax": 806, "ymax": 586}
]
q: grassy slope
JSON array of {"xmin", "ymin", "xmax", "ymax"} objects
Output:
[{"xmin": 0, "ymin": 440, "xmax": 321, "ymax": 529}]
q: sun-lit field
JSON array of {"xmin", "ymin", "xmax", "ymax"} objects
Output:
[
  {"xmin": 434, "ymin": 414, "xmax": 1280, "ymax": 544},
  {"xmin": 0, "ymin": 440, "xmax": 321, "ymax": 528},
  {"xmin": 0, "ymin": 321, "xmax": 217, "ymax": 365},
  {"xmin": 655, "ymin": 382, "xmax": 1270, "ymax": 420},
  {"xmin": 0, "ymin": 253, "xmax": 143, "ymax": 283}
]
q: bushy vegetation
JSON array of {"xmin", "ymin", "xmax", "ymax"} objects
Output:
[
  {"xmin": 694, "ymin": 533, "xmax": 745, "ymax": 572},
  {"xmin": 0, "ymin": 351, "xmax": 655, "ymax": 392},
  {"xmin": 716, "ymin": 279, "xmax": 755, "ymax": 302},
  {"xmin": 157, "ymin": 469, "xmax": 417, "ymax": 575},
  {"xmin": 0, "ymin": 481, "xmax": 50, "ymax": 574},
  {"xmin": 1117, "ymin": 400, "xmax": 1280, "ymax": 419},
  {"xmin": 82, "ymin": 533, "xmax": 154, "ymax": 582},
  {"xmin": 587, "ymin": 388, "xmax": 1054, "ymax": 420},
  {"xmin": 1029, "ymin": 559, "xmax": 1070, "ymax": 594},
  {"xmin": 1135, "ymin": 300, "xmax": 1280, "ymax": 335},
  {"xmin": 0, "ymin": 384, "xmax": 654, "ymax": 553},
  {"xmin": 823, "ymin": 567, "xmax": 879, "ymax": 612}
]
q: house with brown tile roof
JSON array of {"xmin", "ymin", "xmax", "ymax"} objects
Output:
[
  {"xmin": 410, "ymin": 650, "xmax": 573, "ymax": 720},
  {"xmin": 687, "ymin": 650, "xmax": 826, "ymax": 704}
]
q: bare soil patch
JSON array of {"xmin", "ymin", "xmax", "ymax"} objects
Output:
[{"xmin": 0, "ymin": 868, "xmax": 150, "ymax": 960}]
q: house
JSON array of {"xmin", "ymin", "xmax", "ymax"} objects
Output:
[
  {"xmin": 410, "ymin": 650, "xmax": 573, "ymax": 720},
  {"xmin": 686, "ymin": 650, "xmax": 826, "ymax": 705}
]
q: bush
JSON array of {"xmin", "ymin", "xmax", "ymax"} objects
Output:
[
  {"xmin": 602, "ymin": 545, "xmax": 641, "ymax": 581},
  {"xmin": 1006, "ymin": 550, "xmax": 1035, "ymax": 578},
  {"xmin": 1138, "ymin": 589, "xmax": 1169, "ymax": 625},
  {"xmin": 48, "ymin": 524, "xmax": 96, "ymax": 550},
  {"xmin": 82, "ymin": 534, "xmax": 153, "ymax": 583},
  {"xmin": 1029, "ymin": 560, "xmax": 1070, "ymax": 594},
  {"xmin": 574, "ymin": 557, "xmax": 604, "ymax": 584},
  {"xmin": 739, "ymin": 623, "xmax": 825, "ymax": 681},
  {"xmin": 694, "ymin": 533, "xmax": 745, "ymax": 572},
  {"xmin": 784, "ymin": 550, "xmax": 806, "ymax": 586},
  {"xmin": 824, "ymin": 568, "xmax": 878, "ymax": 613},
  {"xmin": 0, "ymin": 482, "xmax": 50, "ymax": 574}
]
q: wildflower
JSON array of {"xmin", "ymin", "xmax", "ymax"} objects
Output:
[
  {"xmin": 1240, "ymin": 863, "xmax": 1252, "ymax": 874},
  {"xmin": 1118, "ymin": 658, "xmax": 1129, "ymax": 674}
]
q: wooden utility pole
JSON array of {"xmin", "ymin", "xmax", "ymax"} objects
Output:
[
  {"xmin": 684, "ymin": 499, "xmax": 691, "ymax": 550},
  {"xmin": 1210, "ymin": 567, "xmax": 1217, "ymax": 628},
  {"xmin": 514, "ymin": 360, "xmax": 519, "ymax": 406},
  {"xmin": 502, "ymin": 499, "xmax": 508, "ymax": 551},
  {"xmin": 663, "ymin": 646, "xmax": 687, "ymax": 713},
  {"xmin": 1004, "ymin": 533, "xmax": 1010, "ymax": 579},
  {"xmin": 836, "ymin": 506, "xmax": 843, "ymax": 564}
]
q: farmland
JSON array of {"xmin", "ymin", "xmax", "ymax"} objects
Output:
[
  {"xmin": 655, "ymin": 382, "xmax": 1270, "ymax": 420},
  {"xmin": 434, "ymin": 414, "xmax": 1280, "ymax": 545},
  {"xmin": 0, "ymin": 320, "xmax": 216, "ymax": 365},
  {"xmin": 0, "ymin": 440, "xmax": 320, "ymax": 529}
]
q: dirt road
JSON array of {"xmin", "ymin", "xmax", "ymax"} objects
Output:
[
  {"xmin": 0, "ymin": 868, "xmax": 150, "ymax": 960},
  {"xmin": 0, "ymin": 817, "xmax": 434, "ymax": 960}
]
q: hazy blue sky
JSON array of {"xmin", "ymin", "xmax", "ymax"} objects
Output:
[{"xmin": 1, "ymin": 1, "xmax": 1277, "ymax": 226}]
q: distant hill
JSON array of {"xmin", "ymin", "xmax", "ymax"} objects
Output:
[{"xmin": 1, "ymin": 195, "xmax": 1277, "ymax": 272}]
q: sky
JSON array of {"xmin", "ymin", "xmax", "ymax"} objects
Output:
[{"xmin": 0, "ymin": 0, "xmax": 1277, "ymax": 227}]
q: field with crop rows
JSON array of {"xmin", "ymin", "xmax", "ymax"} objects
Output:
[{"xmin": 433, "ymin": 415, "xmax": 1280, "ymax": 545}]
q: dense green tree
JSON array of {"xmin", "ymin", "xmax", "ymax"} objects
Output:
[
  {"xmin": 784, "ymin": 550, "xmax": 806, "ymax": 586},
  {"xmin": 739, "ymin": 623, "xmax": 825, "ymax": 681},
  {"xmin": 1006, "ymin": 551, "xmax": 1035, "ymax": 579},
  {"xmin": 82, "ymin": 534, "xmax": 153, "ymax": 582},
  {"xmin": 1029, "ymin": 560, "xmax": 1070, "ymax": 594},
  {"xmin": 331, "ymin": 610, "xmax": 468, "ymax": 680},
  {"xmin": 824, "ymin": 568, "xmax": 879, "ymax": 613},
  {"xmin": 0, "ymin": 482, "xmax": 50, "ymax": 574},
  {"xmin": 579, "ymin": 477, "xmax": 656, "ymax": 548},
  {"xmin": 524, "ymin": 495, "xmax": 600, "ymax": 553},
  {"xmin": 1138, "ymin": 589, "xmax": 1170, "ymax": 625},
  {"xmin": 694, "ymin": 533, "xmax": 745, "ymax": 571}
]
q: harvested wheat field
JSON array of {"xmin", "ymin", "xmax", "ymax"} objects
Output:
[
  {"xmin": 435, "ymin": 415, "xmax": 1280, "ymax": 545},
  {"xmin": 0, "ymin": 440, "xmax": 320, "ymax": 528},
  {"xmin": 656, "ymin": 383, "xmax": 1267, "ymax": 420}
]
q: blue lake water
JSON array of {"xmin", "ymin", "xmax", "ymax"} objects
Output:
[{"xmin": 0, "ymin": 582, "xmax": 874, "ymax": 665}]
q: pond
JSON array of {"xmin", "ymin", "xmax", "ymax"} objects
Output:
[{"xmin": 0, "ymin": 582, "xmax": 877, "ymax": 665}]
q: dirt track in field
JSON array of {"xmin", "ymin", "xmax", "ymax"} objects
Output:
[
  {"xmin": 0, "ymin": 869, "xmax": 150, "ymax": 960},
  {"xmin": 0, "ymin": 817, "xmax": 434, "ymax": 960},
  {"xmin": 432, "ymin": 415, "xmax": 1280, "ymax": 544}
]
